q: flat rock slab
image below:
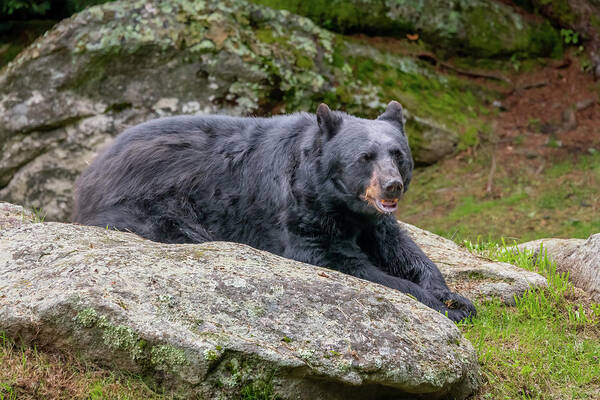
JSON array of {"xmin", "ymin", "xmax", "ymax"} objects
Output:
[
  {"xmin": 401, "ymin": 222, "xmax": 547, "ymax": 305},
  {"xmin": 519, "ymin": 236, "xmax": 600, "ymax": 301},
  {"xmin": 0, "ymin": 204, "xmax": 479, "ymax": 399}
]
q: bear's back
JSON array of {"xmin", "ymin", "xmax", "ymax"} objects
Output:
[{"xmin": 73, "ymin": 113, "xmax": 314, "ymax": 248}]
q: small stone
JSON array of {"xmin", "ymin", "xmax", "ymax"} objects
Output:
[
  {"xmin": 561, "ymin": 108, "xmax": 577, "ymax": 132},
  {"xmin": 153, "ymin": 98, "xmax": 179, "ymax": 113},
  {"xmin": 576, "ymin": 98, "xmax": 596, "ymax": 111},
  {"xmin": 492, "ymin": 100, "xmax": 506, "ymax": 111}
]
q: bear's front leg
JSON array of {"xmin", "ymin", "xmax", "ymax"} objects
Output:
[
  {"xmin": 284, "ymin": 236, "xmax": 466, "ymax": 321},
  {"xmin": 358, "ymin": 216, "xmax": 476, "ymax": 322}
]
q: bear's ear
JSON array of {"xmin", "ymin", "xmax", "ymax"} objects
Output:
[
  {"xmin": 377, "ymin": 101, "xmax": 405, "ymax": 133},
  {"xmin": 316, "ymin": 103, "xmax": 342, "ymax": 140}
]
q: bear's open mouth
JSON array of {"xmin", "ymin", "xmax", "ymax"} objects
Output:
[{"xmin": 375, "ymin": 198, "xmax": 398, "ymax": 213}]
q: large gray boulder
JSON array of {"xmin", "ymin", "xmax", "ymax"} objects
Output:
[
  {"xmin": 0, "ymin": 202, "xmax": 479, "ymax": 399},
  {"xmin": 519, "ymin": 235, "xmax": 600, "ymax": 301},
  {"xmin": 0, "ymin": 0, "xmax": 484, "ymax": 221}
]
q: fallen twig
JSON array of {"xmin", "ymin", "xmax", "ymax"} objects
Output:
[
  {"xmin": 486, "ymin": 151, "xmax": 497, "ymax": 194},
  {"xmin": 535, "ymin": 161, "xmax": 545, "ymax": 176},
  {"xmin": 417, "ymin": 53, "xmax": 513, "ymax": 86},
  {"xmin": 520, "ymin": 81, "xmax": 548, "ymax": 90}
]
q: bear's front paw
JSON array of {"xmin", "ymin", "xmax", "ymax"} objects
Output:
[
  {"xmin": 445, "ymin": 307, "xmax": 473, "ymax": 323},
  {"xmin": 439, "ymin": 292, "xmax": 477, "ymax": 321}
]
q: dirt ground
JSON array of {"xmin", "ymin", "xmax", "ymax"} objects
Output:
[{"xmin": 493, "ymin": 53, "xmax": 600, "ymax": 167}]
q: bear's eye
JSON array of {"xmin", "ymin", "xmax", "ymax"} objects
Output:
[
  {"xmin": 390, "ymin": 149, "xmax": 403, "ymax": 160},
  {"xmin": 359, "ymin": 152, "xmax": 376, "ymax": 163}
]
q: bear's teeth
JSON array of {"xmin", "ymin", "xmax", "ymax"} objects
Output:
[{"xmin": 376, "ymin": 199, "xmax": 398, "ymax": 213}]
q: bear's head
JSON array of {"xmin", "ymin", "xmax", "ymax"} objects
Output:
[{"xmin": 316, "ymin": 101, "xmax": 414, "ymax": 217}]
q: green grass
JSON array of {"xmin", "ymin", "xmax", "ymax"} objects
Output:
[
  {"xmin": 240, "ymin": 374, "xmax": 280, "ymax": 400},
  {"xmin": 402, "ymin": 151, "xmax": 600, "ymax": 243},
  {"xmin": 459, "ymin": 241, "xmax": 600, "ymax": 399},
  {"xmin": 449, "ymin": 193, "xmax": 528, "ymax": 220},
  {"xmin": 30, "ymin": 207, "xmax": 46, "ymax": 223},
  {"xmin": 0, "ymin": 331, "xmax": 279, "ymax": 400}
]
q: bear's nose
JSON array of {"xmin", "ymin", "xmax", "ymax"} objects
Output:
[{"xmin": 383, "ymin": 179, "xmax": 404, "ymax": 194}]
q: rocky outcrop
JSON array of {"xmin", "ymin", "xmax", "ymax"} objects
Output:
[
  {"xmin": 0, "ymin": 0, "xmax": 487, "ymax": 221},
  {"xmin": 250, "ymin": 0, "xmax": 562, "ymax": 59},
  {"xmin": 0, "ymin": 203, "xmax": 480, "ymax": 399},
  {"xmin": 400, "ymin": 222, "xmax": 548, "ymax": 305},
  {"xmin": 519, "ymin": 235, "xmax": 600, "ymax": 301}
]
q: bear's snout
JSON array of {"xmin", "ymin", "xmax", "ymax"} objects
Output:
[
  {"xmin": 361, "ymin": 168, "xmax": 403, "ymax": 214},
  {"xmin": 382, "ymin": 178, "xmax": 404, "ymax": 197}
]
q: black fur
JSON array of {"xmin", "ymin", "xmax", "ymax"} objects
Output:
[{"xmin": 73, "ymin": 101, "xmax": 476, "ymax": 322}]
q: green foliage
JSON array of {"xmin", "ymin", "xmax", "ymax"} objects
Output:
[
  {"xmin": 88, "ymin": 381, "xmax": 105, "ymax": 400},
  {"xmin": 460, "ymin": 242, "xmax": 600, "ymax": 399},
  {"xmin": 560, "ymin": 28, "xmax": 579, "ymax": 45},
  {"xmin": 1, "ymin": 0, "xmax": 50, "ymax": 16},
  {"xmin": 0, "ymin": 0, "xmax": 114, "ymax": 19},
  {"xmin": 509, "ymin": 53, "xmax": 521, "ymax": 72},
  {"xmin": 458, "ymin": 126, "xmax": 479, "ymax": 151},
  {"xmin": 579, "ymin": 55, "xmax": 594, "ymax": 73}
]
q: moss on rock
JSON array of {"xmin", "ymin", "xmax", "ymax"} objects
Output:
[
  {"xmin": 250, "ymin": 0, "xmax": 563, "ymax": 59},
  {"xmin": 74, "ymin": 308, "xmax": 188, "ymax": 371}
]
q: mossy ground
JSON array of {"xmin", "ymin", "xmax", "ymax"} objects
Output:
[
  {"xmin": 0, "ymin": 332, "xmax": 162, "ymax": 400},
  {"xmin": 0, "ymin": 332, "xmax": 278, "ymax": 400}
]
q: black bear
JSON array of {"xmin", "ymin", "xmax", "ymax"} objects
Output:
[{"xmin": 73, "ymin": 101, "xmax": 476, "ymax": 321}]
